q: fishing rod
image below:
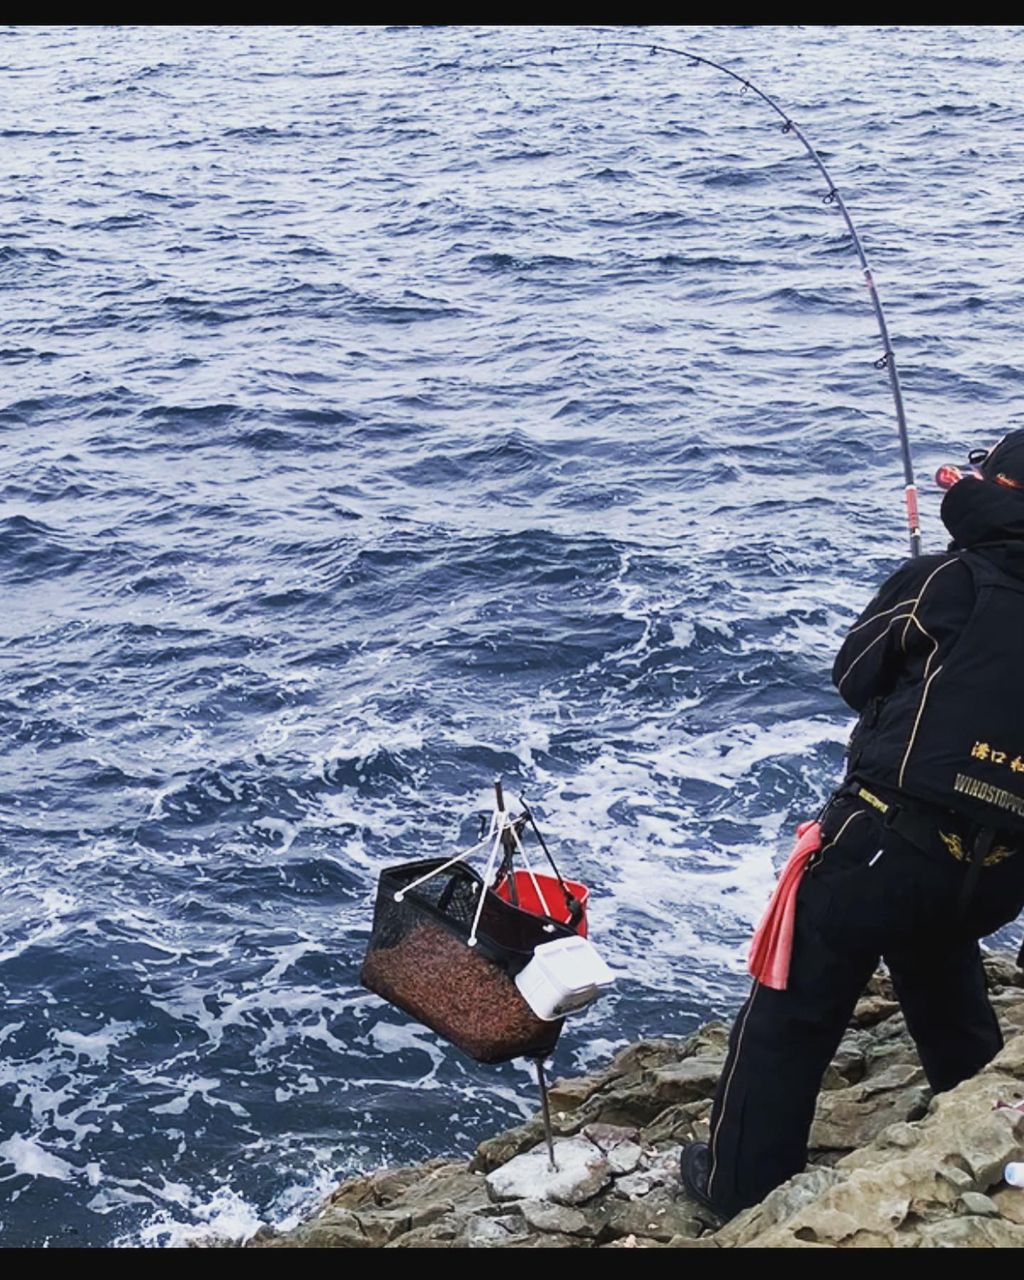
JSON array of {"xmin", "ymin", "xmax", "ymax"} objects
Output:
[{"xmin": 485, "ymin": 38, "xmax": 922, "ymax": 558}]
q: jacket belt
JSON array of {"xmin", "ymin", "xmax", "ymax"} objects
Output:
[{"xmin": 841, "ymin": 780, "xmax": 997, "ymax": 919}]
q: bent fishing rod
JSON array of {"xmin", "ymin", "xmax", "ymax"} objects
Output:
[{"xmin": 486, "ymin": 39, "xmax": 921, "ymax": 557}]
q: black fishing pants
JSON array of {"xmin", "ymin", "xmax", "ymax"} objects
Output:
[{"xmin": 705, "ymin": 793, "xmax": 1024, "ymax": 1220}]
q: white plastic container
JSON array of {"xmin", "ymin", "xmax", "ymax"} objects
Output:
[
  {"xmin": 515, "ymin": 935, "xmax": 615, "ymax": 1021},
  {"xmin": 1005, "ymin": 1162, "xmax": 1024, "ymax": 1187}
]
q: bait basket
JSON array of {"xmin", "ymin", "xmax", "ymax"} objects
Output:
[{"xmin": 360, "ymin": 857, "xmax": 576, "ymax": 1063}]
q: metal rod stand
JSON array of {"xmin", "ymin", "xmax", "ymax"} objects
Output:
[{"xmin": 534, "ymin": 1057, "xmax": 557, "ymax": 1171}]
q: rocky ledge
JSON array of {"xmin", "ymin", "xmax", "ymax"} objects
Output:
[{"xmin": 242, "ymin": 955, "xmax": 1024, "ymax": 1248}]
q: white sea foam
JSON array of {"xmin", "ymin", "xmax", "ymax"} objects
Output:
[
  {"xmin": 367, "ymin": 1019, "xmax": 446, "ymax": 1075},
  {"xmin": 54, "ymin": 1021, "xmax": 136, "ymax": 1065},
  {"xmin": 0, "ymin": 886, "xmax": 78, "ymax": 967},
  {"xmin": 251, "ymin": 815, "xmax": 299, "ymax": 852},
  {"xmin": 0, "ymin": 1134, "xmax": 76, "ymax": 1183},
  {"xmin": 150, "ymin": 1076, "xmax": 249, "ymax": 1119},
  {"xmin": 132, "ymin": 1189, "xmax": 266, "ymax": 1248}
]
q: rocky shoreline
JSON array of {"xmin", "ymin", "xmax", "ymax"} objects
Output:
[{"xmin": 238, "ymin": 954, "xmax": 1024, "ymax": 1248}]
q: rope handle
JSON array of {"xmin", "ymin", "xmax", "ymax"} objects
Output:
[
  {"xmin": 519, "ymin": 798, "xmax": 585, "ymax": 926},
  {"xmin": 393, "ymin": 818, "xmax": 497, "ymax": 902},
  {"xmin": 393, "ymin": 788, "xmax": 584, "ymax": 933},
  {"xmin": 467, "ymin": 823, "xmax": 503, "ymax": 948}
]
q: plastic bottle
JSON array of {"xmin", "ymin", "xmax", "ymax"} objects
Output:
[{"xmin": 1004, "ymin": 1162, "xmax": 1024, "ymax": 1187}]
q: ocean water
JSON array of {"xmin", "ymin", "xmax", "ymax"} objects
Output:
[{"xmin": 2, "ymin": 23, "xmax": 1023, "ymax": 1247}]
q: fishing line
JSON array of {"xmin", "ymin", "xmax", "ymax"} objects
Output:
[{"xmin": 476, "ymin": 38, "xmax": 921, "ymax": 557}]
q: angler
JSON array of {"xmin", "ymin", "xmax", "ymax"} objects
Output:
[{"xmin": 681, "ymin": 432, "xmax": 1024, "ymax": 1218}]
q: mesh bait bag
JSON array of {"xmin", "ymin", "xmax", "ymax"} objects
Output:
[{"xmin": 360, "ymin": 857, "xmax": 576, "ymax": 1063}]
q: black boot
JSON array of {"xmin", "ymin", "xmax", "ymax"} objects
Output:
[{"xmin": 679, "ymin": 1141, "xmax": 714, "ymax": 1212}]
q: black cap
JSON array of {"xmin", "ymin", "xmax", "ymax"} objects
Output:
[{"xmin": 976, "ymin": 429, "xmax": 1024, "ymax": 492}]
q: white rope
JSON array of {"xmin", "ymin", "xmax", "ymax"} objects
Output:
[
  {"xmin": 467, "ymin": 823, "xmax": 504, "ymax": 948},
  {"xmin": 509, "ymin": 818, "xmax": 555, "ymax": 918},
  {"xmin": 393, "ymin": 817, "xmax": 496, "ymax": 902},
  {"xmin": 393, "ymin": 800, "xmax": 565, "ymax": 950}
]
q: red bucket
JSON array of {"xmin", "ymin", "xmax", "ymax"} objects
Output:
[{"xmin": 495, "ymin": 871, "xmax": 589, "ymax": 937}]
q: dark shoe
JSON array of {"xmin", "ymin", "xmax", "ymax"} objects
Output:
[{"xmin": 679, "ymin": 1141, "xmax": 714, "ymax": 1212}]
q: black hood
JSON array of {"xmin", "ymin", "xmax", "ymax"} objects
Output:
[
  {"xmin": 942, "ymin": 475, "xmax": 1024, "ymax": 577},
  {"xmin": 979, "ymin": 428, "xmax": 1024, "ymax": 488}
]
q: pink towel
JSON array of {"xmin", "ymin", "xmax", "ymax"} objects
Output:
[{"xmin": 747, "ymin": 820, "xmax": 822, "ymax": 991}]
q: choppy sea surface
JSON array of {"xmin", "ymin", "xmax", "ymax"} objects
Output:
[{"xmin": 2, "ymin": 23, "xmax": 1023, "ymax": 1248}]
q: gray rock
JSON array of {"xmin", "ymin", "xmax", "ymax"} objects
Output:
[
  {"xmin": 462, "ymin": 1214, "xmax": 529, "ymax": 1248},
  {"xmin": 810, "ymin": 1064, "xmax": 928, "ymax": 1152},
  {"xmin": 959, "ymin": 1192, "xmax": 1000, "ymax": 1217},
  {"xmin": 829, "ymin": 1042, "xmax": 866, "ymax": 1087},
  {"xmin": 600, "ymin": 1234, "xmax": 668, "ymax": 1248},
  {"xmin": 486, "ymin": 1138, "xmax": 611, "ymax": 1206},
  {"xmin": 957, "ymin": 1112, "xmax": 1023, "ymax": 1188},
  {"xmin": 608, "ymin": 1144, "xmax": 643, "ymax": 1175},
  {"xmin": 471, "ymin": 1112, "xmax": 588, "ymax": 1174},
  {"xmin": 918, "ymin": 1216, "xmax": 1024, "ymax": 1247},
  {"xmin": 546, "ymin": 1073, "xmax": 607, "ymax": 1113},
  {"xmin": 935, "ymin": 1160, "xmax": 974, "ymax": 1192},
  {"xmin": 581, "ymin": 1122, "xmax": 639, "ymax": 1148},
  {"xmin": 614, "ymin": 1152, "xmax": 678, "ymax": 1200},
  {"xmin": 614, "ymin": 1169, "xmax": 664, "ymax": 1199},
  {"xmin": 851, "ymin": 995, "xmax": 901, "ymax": 1028},
  {"xmin": 665, "ymin": 1233, "xmax": 721, "ymax": 1248},
  {"xmin": 607, "ymin": 1038, "xmax": 689, "ymax": 1076},
  {"xmin": 876, "ymin": 1121, "xmax": 921, "ymax": 1151},
  {"xmin": 983, "ymin": 953, "xmax": 1024, "ymax": 991},
  {"xmin": 507, "ymin": 1230, "xmax": 592, "ymax": 1248},
  {"xmin": 580, "ymin": 1123, "xmax": 644, "ymax": 1173},
  {"xmin": 388, "ymin": 1220, "xmax": 461, "ymax": 1248},
  {"xmin": 639, "ymin": 1099, "xmax": 711, "ymax": 1148},
  {"xmin": 992, "ymin": 1186, "xmax": 1024, "ymax": 1224},
  {"xmin": 518, "ymin": 1199, "xmax": 597, "ymax": 1237},
  {"xmin": 604, "ymin": 1191, "xmax": 703, "ymax": 1242},
  {"xmin": 647, "ymin": 1056, "xmax": 724, "ymax": 1106},
  {"xmin": 715, "ymin": 1166, "xmax": 844, "ymax": 1247}
]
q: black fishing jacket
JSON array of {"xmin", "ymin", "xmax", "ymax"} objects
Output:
[{"xmin": 833, "ymin": 478, "xmax": 1024, "ymax": 834}]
